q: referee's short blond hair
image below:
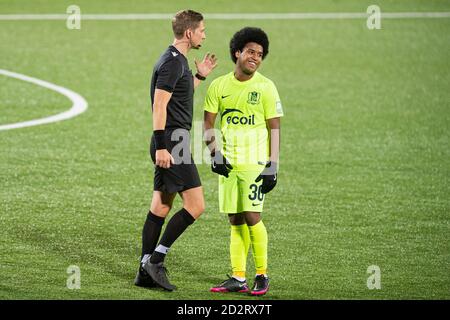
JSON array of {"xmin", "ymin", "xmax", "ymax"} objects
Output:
[{"xmin": 172, "ymin": 10, "xmax": 204, "ymax": 39}]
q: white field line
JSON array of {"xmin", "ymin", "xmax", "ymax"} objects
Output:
[
  {"xmin": 0, "ymin": 69, "xmax": 88, "ymax": 131},
  {"xmin": 0, "ymin": 12, "xmax": 449, "ymax": 20}
]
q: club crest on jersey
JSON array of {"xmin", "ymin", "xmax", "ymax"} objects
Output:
[{"xmin": 247, "ymin": 91, "xmax": 261, "ymax": 105}]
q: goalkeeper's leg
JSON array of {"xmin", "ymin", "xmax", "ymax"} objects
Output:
[{"xmin": 245, "ymin": 212, "xmax": 269, "ymax": 295}]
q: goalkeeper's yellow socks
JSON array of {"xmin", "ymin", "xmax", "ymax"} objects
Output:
[
  {"xmin": 248, "ymin": 221, "xmax": 268, "ymax": 276},
  {"xmin": 230, "ymin": 223, "xmax": 250, "ymax": 280}
]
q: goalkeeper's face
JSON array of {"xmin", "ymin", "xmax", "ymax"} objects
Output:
[{"xmin": 235, "ymin": 42, "xmax": 263, "ymax": 75}]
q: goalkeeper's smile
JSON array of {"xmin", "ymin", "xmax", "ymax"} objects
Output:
[{"xmin": 237, "ymin": 42, "xmax": 263, "ymax": 75}]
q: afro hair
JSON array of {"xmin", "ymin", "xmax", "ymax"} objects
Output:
[{"xmin": 229, "ymin": 27, "xmax": 269, "ymax": 63}]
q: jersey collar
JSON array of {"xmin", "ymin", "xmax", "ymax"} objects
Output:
[{"xmin": 230, "ymin": 71, "xmax": 259, "ymax": 85}]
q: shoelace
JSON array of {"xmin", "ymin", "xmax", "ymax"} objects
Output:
[
  {"xmin": 254, "ymin": 276, "xmax": 267, "ymax": 289},
  {"xmin": 218, "ymin": 275, "xmax": 233, "ymax": 286},
  {"xmin": 159, "ymin": 265, "xmax": 170, "ymax": 276}
]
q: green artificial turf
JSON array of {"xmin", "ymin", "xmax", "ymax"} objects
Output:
[{"xmin": 0, "ymin": 0, "xmax": 449, "ymax": 299}]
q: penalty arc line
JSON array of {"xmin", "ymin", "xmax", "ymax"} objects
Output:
[{"xmin": 0, "ymin": 69, "xmax": 88, "ymax": 131}]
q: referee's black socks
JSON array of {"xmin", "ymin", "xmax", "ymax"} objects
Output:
[
  {"xmin": 141, "ymin": 211, "xmax": 165, "ymax": 264},
  {"xmin": 150, "ymin": 208, "xmax": 195, "ymax": 264}
]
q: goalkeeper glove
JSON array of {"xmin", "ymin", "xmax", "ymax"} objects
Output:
[
  {"xmin": 211, "ymin": 150, "xmax": 233, "ymax": 178},
  {"xmin": 255, "ymin": 161, "xmax": 278, "ymax": 194}
]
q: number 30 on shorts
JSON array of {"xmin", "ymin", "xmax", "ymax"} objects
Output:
[{"xmin": 248, "ymin": 184, "xmax": 264, "ymax": 201}]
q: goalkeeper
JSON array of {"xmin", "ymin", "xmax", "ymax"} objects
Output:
[{"xmin": 203, "ymin": 27, "xmax": 283, "ymax": 296}]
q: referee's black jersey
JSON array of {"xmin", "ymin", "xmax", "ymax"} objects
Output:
[{"xmin": 150, "ymin": 45, "xmax": 194, "ymax": 131}]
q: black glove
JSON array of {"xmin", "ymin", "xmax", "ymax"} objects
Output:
[
  {"xmin": 255, "ymin": 161, "xmax": 278, "ymax": 194},
  {"xmin": 211, "ymin": 151, "xmax": 233, "ymax": 178}
]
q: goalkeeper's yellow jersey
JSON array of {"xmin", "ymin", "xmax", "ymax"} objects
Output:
[{"xmin": 204, "ymin": 71, "xmax": 284, "ymax": 171}]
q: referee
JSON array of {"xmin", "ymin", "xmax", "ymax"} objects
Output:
[{"xmin": 135, "ymin": 10, "xmax": 217, "ymax": 291}]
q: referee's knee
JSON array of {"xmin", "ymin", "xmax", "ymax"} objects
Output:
[
  {"xmin": 184, "ymin": 202, "xmax": 205, "ymax": 219},
  {"xmin": 150, "ymin": 203, "xmax": 172, "ymax": 217}
]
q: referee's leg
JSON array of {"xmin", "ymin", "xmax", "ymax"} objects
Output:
[
  {"xmin": 150, "ymin": 191, "xmax": 177, "ymax": 218},
  {"xmin": 141, "ymin": 191, "xmax": 176, "ymax": 261},
  {"xmin": 135, "ymin": 191, "xmax": 176, "ymax": 288},
  {"xmin": 180, "ymin": 186, "xmax": 205, "ymax": 219},
  {"xmin": 149, "ymin": 186, "xmax": 204, "ymax": 264}
]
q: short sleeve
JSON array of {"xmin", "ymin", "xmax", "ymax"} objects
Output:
[
  {"xmin": 263, "ymin": 81, "xmax": 284, "ymax": 119},
  {"xmin": 203, "ymin": 79, "xmax": 219, "ymax": 114},
  {"xmin": 155, "ymin": 58, "xmax": 183, "ymax": 93}
]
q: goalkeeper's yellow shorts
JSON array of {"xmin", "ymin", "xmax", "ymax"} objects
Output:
[{"xmin": 219, "ymin": 169, "xmax": 265, "ymax": 214}]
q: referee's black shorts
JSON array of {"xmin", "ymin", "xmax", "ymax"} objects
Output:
[{"xmin": 150, "ymin": 129, "xmax": 201, "ymax": 194}]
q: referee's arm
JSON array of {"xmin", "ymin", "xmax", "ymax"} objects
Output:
[
  {"xmin": 153, "ymin": 88, "xmax": 174, "ymax": 168},
  {"xmin": 194, "ymin": 53, "xmax": 218, "ymax": 89}
]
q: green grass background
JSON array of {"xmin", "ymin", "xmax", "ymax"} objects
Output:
[{"xmin": 0, "ymin": 0, "xmax": 449, "ymax": 299}]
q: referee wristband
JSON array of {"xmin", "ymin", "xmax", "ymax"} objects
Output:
[
  {"xmin": 153, "ymin": 130, "xmax": 166, "ymax": 150},
  {"xmin": 195, "ymin": 73, "xmax": 206, "ymax": 81}
]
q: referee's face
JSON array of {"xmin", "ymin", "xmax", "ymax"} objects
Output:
[{"xmin": 189, "ymin": 20, "xmax": 206, "ymax": 50}]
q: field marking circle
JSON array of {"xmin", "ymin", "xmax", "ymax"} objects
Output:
[{"xmin": 0, "ymin": 69, "xmax": 88, "ymax": 131}]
